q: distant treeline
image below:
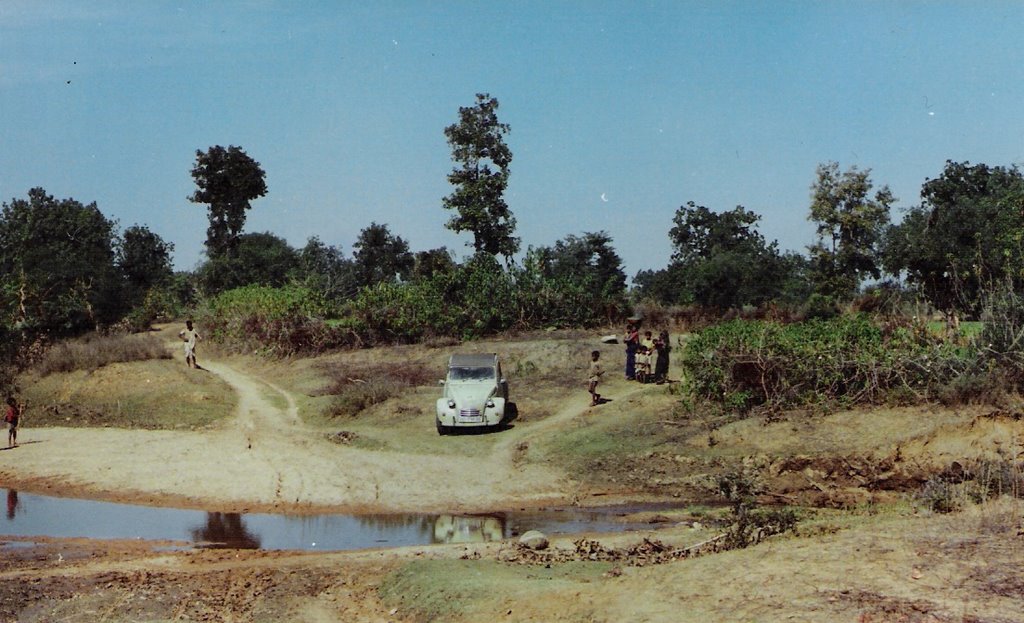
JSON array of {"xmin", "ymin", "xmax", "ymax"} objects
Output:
[{"xmin": 4, "ymin": 92, "xmax": 1024, "ymax": 373}]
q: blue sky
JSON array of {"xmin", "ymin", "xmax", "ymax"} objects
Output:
[{"xmin": 2, "ymin": 1, "xmax": 1023, "ymax": 278}]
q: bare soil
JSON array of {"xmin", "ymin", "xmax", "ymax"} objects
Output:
[{"xmin": 1, "ymin": 326, "xmax": 1023, "ymax": 622}]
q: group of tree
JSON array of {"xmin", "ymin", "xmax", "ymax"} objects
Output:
[
  {"xmin": 0, "ymin": 188, "xmax": 171, "ymax": 338},
  {"xmin": 883, "ymin": 161, "xmax": 1024, "ymax": 319},
  {"xmin": 634, "ymin": 159, "xmax": 1024, "ymax": 323},
  {"xmin": 4, "ymin": 88, "xmax": 1024, "ymax": 363},
  {"xmin": 633, "ymin": 202, "xmax": 811, "ymax": 310}
]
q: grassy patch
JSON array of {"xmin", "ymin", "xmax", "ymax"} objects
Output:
[
  {"xmin": 379, "ymin": 559, "xmax": 611, "ymax": 622},
  {"xmin": 535, "ymin": 395, "xmax": 676, "ymax": 469},
  {"xmin": 20, "ymin": 359, "xmax": 236, "ymax": 430},
  {"xmin": 317, "ymin": 358, "xmax": 440, "ymax": 418},
  {"xmin": 33, "ymin": 332, "xmax": 171, "ymax": 375},
  {"xmin": 926, "ymin": 319, "xmax": 983, "ymax": 339}
]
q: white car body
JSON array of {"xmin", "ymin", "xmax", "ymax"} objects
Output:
[{"xmin": 435, "ymin": 353, "xmax": 508, "ymax": 434}]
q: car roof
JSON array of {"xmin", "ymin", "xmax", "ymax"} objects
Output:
[{"xmin": 448, "ymin": 353, "xmax": 498, "ymax": 368}]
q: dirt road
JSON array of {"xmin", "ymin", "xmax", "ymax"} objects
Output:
[
  {"xmin": 0, "ymin": 355, "xmax": 593, "ymax": 514},
  {"xmin": 3, "ymin": 340, "xmax": 1024, "ymax": 622}
]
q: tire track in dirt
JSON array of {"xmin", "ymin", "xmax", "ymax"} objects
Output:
[
  {"xmin": 170, "ymin": 330, "xmax": 643, "ymax": 516},
  {"xmin": 201, "ymin": 361, "xmax": 309, "ymax": 505}
]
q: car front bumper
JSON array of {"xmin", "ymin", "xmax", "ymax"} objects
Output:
[{"xmin": 436, "ymin": 398, "xmax": 506, "ymax": 427}]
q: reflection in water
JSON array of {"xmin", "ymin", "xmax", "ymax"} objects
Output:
[
  {"xmin": 6, "ymin": 490, "xmax": 19, "ymax": 520},
  {"xmin": 1, "ymin": 491, "xmax": 682, "ymax": 551},
  {"xmin": 354, "ymin": 513, "xmax": 435, "ymax": 535},
  {"xmin": 190, "ymin": 512, "xmax": 261, "ymax": 549},
  {"xmin": 432, "ymin": 515, "xmax": 504, "ymax": 544},
  {"xmin": 352, "ymin": 513, "xmax": 507, "ymax": 544}
]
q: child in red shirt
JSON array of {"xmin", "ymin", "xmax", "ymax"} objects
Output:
[{"xmin": 5, "ymin": 396, "xmax": 22, "ymax": 448}]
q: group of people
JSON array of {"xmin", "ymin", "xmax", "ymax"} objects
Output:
[
  {"xmin": 586, "ymin": 321, "xmax": 672, "ymax": 407},
  {"xmin": 624, "ymin": 323, "xmax": 670, "ymax": 384}
]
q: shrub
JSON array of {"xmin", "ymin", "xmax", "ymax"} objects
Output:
[
  {"xmin": 681, "ymin": 314, "xmax": 974, "ymax": 413},
  {"xmin": 717, "ymin": 466, "xmax": 798, "ymax": 548},
  {"xmin": 916, "ymin": 476, "xmax": 967, "ymax": 513},
  {"xmin": 346, "ymin": 255, "xmax": 524, "ymax": 343},
  {"xmin": 34, "ymin": 333, "xmax": 171, "ymax": 375},
  {"xmin": 196, "ymin": 285, "xmax": 350, "ymax": 356},
  {"xmin": 802, "ymin": 293, "xmax": 841, "ymax": 320},
  {"xmin": 978, "ymin": 287, "xmax": 1024, "ymax": 388},
  {"xmin": 318, "ymin": 360, "xmax": 437, "ymax": 417},
  {"xmin": 916, "ymin": 459, "xmax": 1024, "ymax": 513},
  {"xmin": 344, "ymin": 280, "xmax": 453, "ymax": 344}
]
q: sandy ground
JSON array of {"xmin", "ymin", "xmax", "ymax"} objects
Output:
[
  {"xmin": 0, "ymin": 357, "xmax": 599, "ymax": 514},
  {"xmin": 2, "ymin": 349, "xmax": 1023, "ymax": 622}
]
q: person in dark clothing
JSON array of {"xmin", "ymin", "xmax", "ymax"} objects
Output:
[
  {"xmin": 654, "ymin": 330, "xmax": 671, "ymax": 383},
  {"xmin": 624, "ymin": 322, "xmax": 639, "ymax": 380}
]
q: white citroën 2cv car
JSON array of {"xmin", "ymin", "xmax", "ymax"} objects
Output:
[{"xmin": 435, "ymin": 353, "xmax": 508, "ymax": 435}]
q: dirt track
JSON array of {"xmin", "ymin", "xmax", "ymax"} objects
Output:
[
  {"xmin": 3, "ymin": 339, "xmax": 1024, "ymax": 622},
  {"xmin": 0, "ymin": 355, "xmax": 604, "ymax": 514},
  {"xmin": 0, "ymin": 350, "xmax": 669, "ymax": 623}
]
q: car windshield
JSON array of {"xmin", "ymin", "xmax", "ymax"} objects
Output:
[{"xmin": 448, "ymin": 366, "xmax": 495, "ymax": 382}]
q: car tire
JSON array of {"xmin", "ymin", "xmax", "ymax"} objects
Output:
[{"xmin": 436, "ymin": 421, "xmax": 449, "ymax": 436}]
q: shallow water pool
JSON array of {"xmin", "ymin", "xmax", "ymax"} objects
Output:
[{"xmin": 1, "ymin": 489, "xmax": 681, "ymax": 551}]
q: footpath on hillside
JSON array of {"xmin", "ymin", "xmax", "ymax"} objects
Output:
[{"xmin": 0, "ymin": 341, "xmax": 656, "ymax": 514}]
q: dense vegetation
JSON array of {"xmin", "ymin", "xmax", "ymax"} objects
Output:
[
  {"xmin": 3, "ymin": 88, "xmax": 1024, "ymax": 418},
  {"xmin": 681, "ymin": 315, "xmax": 969, "ymax": 413}
]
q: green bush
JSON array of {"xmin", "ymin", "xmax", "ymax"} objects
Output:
[
  {"xmin": 198, "ymin": 253, "xmax": 632, "ymax": 353},
  {"xmin": 346, "ymin": 255, "xmax": 522, "ymax": 343},
  {"xmin": 196, "ymin": 285, "xmax": 350, "ymax": 356},
  {"xmin": 681, "ymin": 315, "xmax": 974, "ymax": 413}
]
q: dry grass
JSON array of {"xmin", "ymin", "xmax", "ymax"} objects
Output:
[
  {"xmin": 34, "ymin": 332, "xmax": 171, "ymax": 376},
  {"xmin": 318, "ymin": 360, "xmax": 438, "ymax": 417},
  {"xmin": 378, "ymin": 498, "xmax": 1024, "ymax": 623},
  {"xmin": 21, "ymin": 359, "xmax": 236, "ymax": 430}
]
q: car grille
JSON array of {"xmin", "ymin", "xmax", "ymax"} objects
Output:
[{"xmin": 459, "ymin": 408, "xmax": 481, "ymax": 418}]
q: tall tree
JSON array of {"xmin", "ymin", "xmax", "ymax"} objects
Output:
[
  {"xmin": 883, "ymin": 160, "xmax": 1024, "ymax": 317},
  {"xmin": 0, "ymin": 188, "xmax": 121, "ymax": 333},
  {"xmin": 197, "ymin": 232, "xmax": 298, "ymax": 294},
  {"xmin": 442, "ymin": 93, "xmax": 518, "ymax": 258},
  {"xmin": 669, "ymin": 202, "xmax": 765, "ymax": 264},
  {"xmin": 296, "ymin": 236, "xmax": 359, "ymax": 304},
  {"xmin": 808, "ymin": 162, "xmax": 893, "ymax": 299},
  {"xmin": 532, "ymin": 232, "xmax": 627, "ymax": 299},
  {"xmin": 189, "ymin": 145, "xmax": 267, "ymax": 259},
  {"xmin": 352, "ymin": 223, "xmax": 414, "ymax": 288},
  {"xmin": 522, "ymin": 231, "xmax": 628, "ymax": 324},
  {"xmin": 411, "ymin": 247, "xmax": 456, "ymax": 281},
  {"xmin": 117, "ymin": 225, "xmax": 175, "ymax": 307},
  {"xmin": 635, "ymin": 202, "xmax": 796, "ymax": 309}
]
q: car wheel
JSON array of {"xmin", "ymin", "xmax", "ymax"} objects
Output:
[{"xmin": 436, "ymin": 421, "xmax": 449, "ymax": 436}]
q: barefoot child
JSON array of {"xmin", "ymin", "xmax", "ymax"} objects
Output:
[
  {"xmin": 635, "ymin": 345, "xmax": 652, "ymax": 383},
  {"xmin": 588, "ymin": 350, "xmax": 604, "ymax": 406},
  {"xmin": 5, "ymin": 396, "xmax": 22, "ymax": 448},
  {"xmin": 178, "ymin": 320, "xmax": 201, "ymax": 369}
]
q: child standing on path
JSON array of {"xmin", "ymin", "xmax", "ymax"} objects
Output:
[
  {"xmin": 635, "ymin": 345, "xmax": 652, "ymax": 383},
  {"xmin": 588, "ymin": 350, "xmax": 604, "ymax": 406},
  {"xmin": 5, "ymin": 396, "xmax": 22, "ymax": 448},
  {"xmin": 179, "ymin": 320, "xmax": 202, "ymax": 369}
]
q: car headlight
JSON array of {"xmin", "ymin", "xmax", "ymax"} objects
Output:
[
  {"xmin": 447, "ymin": 399, "xmax": 456, "ymax": 409},
  {"xmin": 486, "ymin": 399, "xmax": 495, "ymax": 408}
]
